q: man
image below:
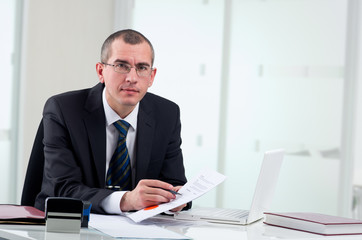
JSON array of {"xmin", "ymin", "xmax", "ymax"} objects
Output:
[{"xmin": 35, "ymin": 29, "xmax": 189, "ymax": 214}]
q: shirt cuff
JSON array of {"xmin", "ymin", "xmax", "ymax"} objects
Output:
[{"xmin": 100, "ymin": 191, "xmax": 127, "ymax": 214}]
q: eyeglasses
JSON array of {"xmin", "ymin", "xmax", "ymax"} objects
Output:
[{"xmin": 102, "ymin": 62, "xmax": 153, "ymax": 77}]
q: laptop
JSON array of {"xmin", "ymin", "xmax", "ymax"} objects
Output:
[{"xmin": 174, "ymin": 149, "xmax": 284, "ymax": 225}]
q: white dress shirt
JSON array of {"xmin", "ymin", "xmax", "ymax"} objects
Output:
[{"xmin": 100, "ymin": 87, "xmax": 138, "ymax": 214}]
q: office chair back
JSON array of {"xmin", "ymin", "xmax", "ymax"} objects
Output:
[{"xmin": 21, "ymin": 120, "xmax": 45, "ymax": 207}]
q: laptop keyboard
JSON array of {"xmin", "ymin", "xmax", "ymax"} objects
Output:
[{"xmin": 208, "ymin": 209, "xmax": 249, "ymax": 219}]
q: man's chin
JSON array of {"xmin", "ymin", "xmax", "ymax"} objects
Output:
[{"xmin": 119, "ymin": 99, "xmax": 139, "ymax": 107}]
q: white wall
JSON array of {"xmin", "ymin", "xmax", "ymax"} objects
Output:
[{"xmin": 16, "ymin": 0, "xmax": 116, "ymax": 202}]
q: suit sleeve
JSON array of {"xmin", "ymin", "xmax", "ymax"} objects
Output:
[{"xmin": 35, "ymin": 96, "xmax": 113, "ymax": 213}]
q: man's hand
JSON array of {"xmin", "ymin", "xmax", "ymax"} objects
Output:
[
  {"xmin": 119, "ymin": 179, "xmax": 183, "ymax": 212},
  {"xmin": 168, "ymin": 185, "xmax": 186, "ymax": 212}
]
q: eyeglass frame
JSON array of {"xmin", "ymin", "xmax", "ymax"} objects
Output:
[{"xmin": 101, "ymin": 62, "xmax": 154, "ymax": 77}]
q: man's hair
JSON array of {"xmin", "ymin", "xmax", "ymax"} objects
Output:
[{"xmin": 100, "ymin": 29, "xmax": 155, "ymax": 66}]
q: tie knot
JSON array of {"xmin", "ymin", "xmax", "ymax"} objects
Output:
[{"xmin": 113, "ymin": 120, "xmax": 130, "ymax": 137}]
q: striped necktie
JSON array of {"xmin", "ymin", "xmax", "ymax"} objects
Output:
[{"xmin": 106, "ymin": 120, "xmax": 132, "ymax": 190}]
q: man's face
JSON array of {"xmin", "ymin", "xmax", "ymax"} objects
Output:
[{"xmin": 96, "ymin": 39, "xmax": 156, "ymax": 117}]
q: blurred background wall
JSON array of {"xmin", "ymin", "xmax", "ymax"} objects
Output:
[{"xmin": 2, "ymin": 0, "xmax": 362, "ymax": 218}]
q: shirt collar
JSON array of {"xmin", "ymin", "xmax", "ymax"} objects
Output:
[{"xmin": 102, "ymin": 87, "xmax": 138, "ymax": 130}]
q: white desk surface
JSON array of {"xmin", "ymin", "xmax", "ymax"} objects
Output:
[{"xmin": 1, "ymin": 216, "xmax": 362, "ymax": 240}]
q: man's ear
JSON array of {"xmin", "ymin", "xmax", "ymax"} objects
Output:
[
  {"xmin": 148, "ymin": 67, "xmax": 157, "ymax": 87},
  {"xmin": 96, "ymin": 62, "xmax": 105, "ymax": 83}
]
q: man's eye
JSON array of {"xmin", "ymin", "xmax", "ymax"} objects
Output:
[
  {"xmin": 116, "ymin": 63, "xmax": 128, "ymax": 69},
  {"xmin": 137, "ymin": 66, "xmax": 149, "ymax": 71}
]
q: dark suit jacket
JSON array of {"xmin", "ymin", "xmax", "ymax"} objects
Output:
[{"xmin": 34, "ymin": 83, "xmax": 188, "ymax": 213}]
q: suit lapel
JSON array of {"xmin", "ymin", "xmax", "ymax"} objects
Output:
[
  {"xmin": 135, "ymin": 96, "xmax": 155, "ymax": 186},
  {"xmin": 83, "ymin": 83, "xmax": 107, "ymax": 187}
]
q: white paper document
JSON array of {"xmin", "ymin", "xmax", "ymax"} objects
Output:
[
  {"xmin": 127, "ymin": 168, "xmax": 226, "ymax": 223},
  {"xmin": 89, "ymin": 214, "xmax": 190, "ymax": 239}
]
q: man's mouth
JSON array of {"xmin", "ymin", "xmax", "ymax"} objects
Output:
[{"xmin": 121, "ymin": 87, "xmax": 138, "ymax": 93}]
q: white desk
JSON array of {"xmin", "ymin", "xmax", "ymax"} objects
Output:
[
  {"xmin": 1, "ymin": 216, "xmax": 362, "ymax": 240},
  {"xmin": 0, "ymin": 224, "xmax": 114, "ymax": 240}
]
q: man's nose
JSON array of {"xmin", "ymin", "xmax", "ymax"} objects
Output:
[{"xmin": 125, "ymin": 68, "xmax": 138, "ymax": 82}]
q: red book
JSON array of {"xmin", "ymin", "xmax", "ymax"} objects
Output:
[
  {"xmin": 0, "ymin": 204, "xmax": 45, "ymax": 225},
  {"xmin": 264, "ymin": 212, "xmax": 362, "ymax": 236}
]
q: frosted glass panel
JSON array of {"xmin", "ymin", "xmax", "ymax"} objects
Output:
[{"xmin": 224, "ymin": 0, "xmax": 346, "ymax": 215}]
